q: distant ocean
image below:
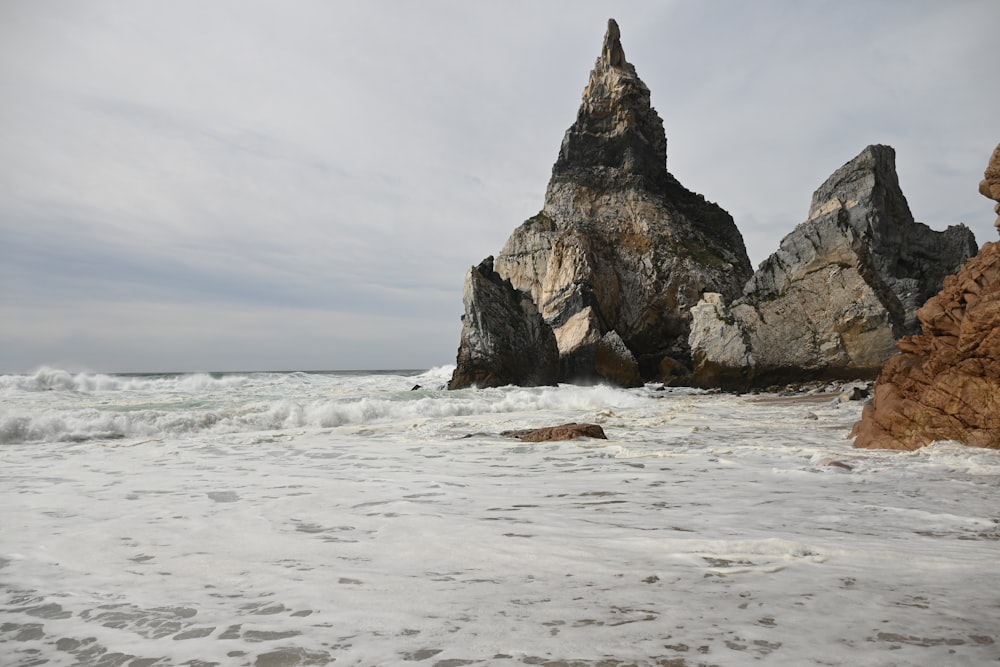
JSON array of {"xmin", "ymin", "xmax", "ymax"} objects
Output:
[{"xmin": 2, "ymin": 367, "xmax": 999, "ymax": 665}]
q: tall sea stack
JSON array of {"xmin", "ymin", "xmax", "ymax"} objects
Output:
[{"xmin": 449, "ymin": 19, "xmax": 752, "ymax": 389}]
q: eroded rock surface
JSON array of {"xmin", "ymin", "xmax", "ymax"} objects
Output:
[
  {"xmin": 853, "ymin": 144, "xmax": 1000, "ymax": 450},
  {"xmin": 490, "ymin": 19, "xmax": 752, "ymax": 384},
  {"xmin": 690, "ymin": 145, "xmax": 977, "ymax": 389},
  {"xmin": 448, "ymin": 257, "xmax": 559, "ymax": 389}
]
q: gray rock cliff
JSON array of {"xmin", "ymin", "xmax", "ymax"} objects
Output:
[
  {"xmin": 690, "ymin": 145, "xmax": 977, "ymax": 389},
  {"xmin": 448, "ymin": 257, "xmax": 559, "ymax": 389},
  {"xmin": 488, "ymin": 19, "xmax": 753, "ymax": 384}
]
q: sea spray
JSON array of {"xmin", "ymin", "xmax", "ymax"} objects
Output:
[{"xmin": 0, "ymin": 367, "xmax": 670, "ymax": 444}]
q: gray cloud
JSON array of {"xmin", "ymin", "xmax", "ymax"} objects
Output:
[{"xmin": 1, "ymin": 0, "xmax": 997, "ymax": 372}]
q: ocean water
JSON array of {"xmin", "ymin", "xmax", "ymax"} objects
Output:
[{"xmin": 1, "ymin": 367, "xmax": 998, "ymax": 667}]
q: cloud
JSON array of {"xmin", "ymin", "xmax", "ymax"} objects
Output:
[
  {"xmin": 1, "ymin": 0, "xmax": 997, "ymax": 371},
  {"xmin": 637, "ymin": 0, "xmax": 999, "ymax": 262}
]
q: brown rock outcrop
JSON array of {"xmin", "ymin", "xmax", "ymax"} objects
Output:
[
  {"xmin": 980, "ymin": 143, "xmax": 1000, "ymax": 232},
  {"xmin": 852, "ymin": 144, "xmax": 1000, "ymax": 450},
  {"xmin": 501, "ymin": 423, "xmax": 608, "ymax": 442}
]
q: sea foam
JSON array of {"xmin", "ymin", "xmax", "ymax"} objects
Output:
[
  {"xmin": 0, "ymin": 368, "xmax": 668, "ymax": 444},
  {"xmin": 2, "ymin": 368, "xmax": 999, "ymax": 665}
]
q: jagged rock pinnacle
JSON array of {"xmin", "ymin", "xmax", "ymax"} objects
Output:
[
  {"xmin": 551, "ymin": 18, "xmax": 667, "ymax": 191},
  {"xmin": 450, "ymin": 19, "xmax": 754, "ymax": 389},
  {"xmin": 602, "ymin": 18, "xmax": 626, "ymax": 69},
  {"xmin": 805, "ymin": 145, "xmax": 913, "ymax": 225}
]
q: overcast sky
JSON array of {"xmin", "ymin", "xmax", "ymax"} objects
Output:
[{"xmin": 1, "ymin": 1, "xmax": 997, "ymax": 373}]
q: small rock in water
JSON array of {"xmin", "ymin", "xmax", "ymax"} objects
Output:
[
  {"xmin": 501, "ymin": 423, "xmax": 608, "ymax": 442},
  {"xmin": 839, "ymin": 384, "xmax": 871, "ymax": 402}
]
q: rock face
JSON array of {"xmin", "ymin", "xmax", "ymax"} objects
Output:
[
  {"xmin": 690, "ymin": 145, "xmax": 977, "ymax": 389},
  {"xmin": 853, "ymin": 144, "xmax": 1000, "ymax": 450},
  {"xmin": 487, "ymin": 19, "xmax": 752, "ymax": 384},
  {"xmin": 448, "ymin": 257, "xmax": 559, "ymax": 389}
]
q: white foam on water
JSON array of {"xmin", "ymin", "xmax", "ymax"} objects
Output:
[
  {"xmin": 0, "ymin": 369, "xmax": 671, "ymax": 445},
  {"xmin": 1, "ymin": 370, "xmax": 998, "ymax": 665}
]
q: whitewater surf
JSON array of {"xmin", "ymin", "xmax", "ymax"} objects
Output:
[{"xmin": 2, "ymin": 367, "xmax": 998, "ymax": 665}]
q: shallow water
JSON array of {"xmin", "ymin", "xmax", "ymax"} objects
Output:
[{"xmin": 2, "ymin": 368, "xmax": 998, "ymax": 665}]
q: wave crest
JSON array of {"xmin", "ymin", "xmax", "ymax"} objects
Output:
[
  {"xmin": 0, "ymin": 367, "xmax": 250, "ymax": 394},
  {"xmin": 0, "ymin": 381, "xmax": 657, "ymax": 444}
]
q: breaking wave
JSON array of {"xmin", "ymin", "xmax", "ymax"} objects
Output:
[
  {"xmin": 1, "ymin": 367, "xmax": 665, "ymax": 445},
  {"xmin": 0, "ymin": 366, "xmax": 252, "ymax": 393}
]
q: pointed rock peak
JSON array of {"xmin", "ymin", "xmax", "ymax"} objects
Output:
[
  {"xmin": 602, "ymin": 18, "xmax": 626, "ymax": 69},
  {"xmin": 807, "ymin": 144, "xmax": 913, "ymax": 225},
  {"xmin": 550, "ymin": 19, "xmax": 667, "ymax": 190},
  {"xmin": 592, "ymin": 18, "xmax": 638, "ymax": 80}
]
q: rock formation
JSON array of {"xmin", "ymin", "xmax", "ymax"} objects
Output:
[
  {"xmin": 447, "ymin": 257, "xmax": 559, "ymax": 389},
  {"xmin": 852, "ymin": 144, "xmax": 1000, "ymax": 450},
  {"xmin": 980, "ymin": 143, "xmax": 1000, "ymax": 232},
  {"xmin": 689, "ymin": 145, "xmax": 977, "ymax": 389},
  {"xmin": 452, "ymin": 19, "xmax": 752, "ymax": 387}
]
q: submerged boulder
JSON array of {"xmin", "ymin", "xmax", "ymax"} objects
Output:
[
  {"xmin": 852, "ymin": 144, "xmax": 1000, "ymax": 450},
  {"xmin": 487, "ymin": 19, "xmax": 752, "ymax": 385},
  {"xmin": 448, "ymin": 257, "xmax": 559, "ymax": 389},
  {"xmin": 690, "ymin": 145, "xmax": 977, "ymax": 389}
]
